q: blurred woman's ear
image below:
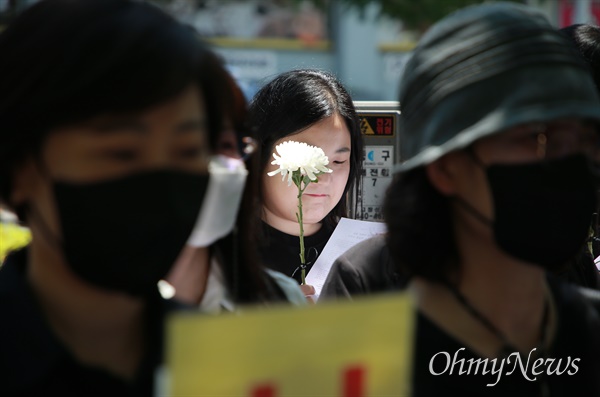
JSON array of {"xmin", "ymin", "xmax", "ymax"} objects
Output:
[
  {"xmin": 9, "ymin": 156, "xmax": 39, "ymax": 209},
  {"xmin": 215, "ymin": 126, "xmax": 241, "ymax": 159},
  {"xmin": 425, "ymin": 154, "xmax": 461, "ymax": 196}
]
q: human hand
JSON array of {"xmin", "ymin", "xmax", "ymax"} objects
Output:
[{"xmin": 300, "ymin": 284, "xmax": 316, "ymax": 304}]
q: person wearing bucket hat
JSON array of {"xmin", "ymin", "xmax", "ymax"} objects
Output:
[{"xmin": 383, "ymin": 2, "xmax": 600, "ymax": 395}]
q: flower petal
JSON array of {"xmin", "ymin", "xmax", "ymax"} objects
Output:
[{"xmin": 266, "ymin": 140, "xmax": 333, "ymax": 183}]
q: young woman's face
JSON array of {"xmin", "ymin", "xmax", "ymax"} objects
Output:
[
  {"xmin": 262, "ymin": 113, "xmax": 352, "ymax": 235},
  {"xmin": 11, "ymin": 84, "xmax": 209, "ymax": 242}
]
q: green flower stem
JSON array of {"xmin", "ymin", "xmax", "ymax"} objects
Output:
[
  {"xmin": 297, "ymin": 193, "xmax": 306, "ymax": 284},
  {"xmin": 293, "ymin": 172, "xmax": 309, "ymax": 285}
]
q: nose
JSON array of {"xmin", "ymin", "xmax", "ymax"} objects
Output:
[
  {"xmin": 142, "ymin": 136, "xmax": 171, "ymax": 168},
  {"xmin": 316, "ymin": 169, "xmax": 332, "ymax": 184}
]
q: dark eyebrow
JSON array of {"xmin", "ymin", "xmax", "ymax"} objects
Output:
[
  {"xmin": 90, "ymin": 117, "xmax": 146, "ymax": 134},
  {"xmin": 89, "ymin": 117, "xmax": 206, "ymax": 135},
  {"xmin": 175, "ymin": 118, "xmax": 206, "ymax": 134},
  {"xmin": 336, "ymin": 147, "xmax": 351, "ymax": 154}
]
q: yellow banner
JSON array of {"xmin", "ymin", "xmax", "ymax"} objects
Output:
[
  {"xmin": 0, "ymin": 222, "xmax": 30, "ymax": 262},
  {"xmin": 164, "ymin": 293, "xmax": 414, "ymax": 396}
]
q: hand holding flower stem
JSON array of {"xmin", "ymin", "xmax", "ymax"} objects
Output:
[{"xmin": 267, "ymin": 141, "xmax": 332, "ymax": 285}]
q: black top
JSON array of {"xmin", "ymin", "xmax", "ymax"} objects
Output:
[
  {"xmin": 320, "ymin": 235, "xmax": 600, "ymax": 302},
  {"xmin": 413, "ymin": 275, "xmax": 600, "ymax": 396},
  {"xmin": 0, "ymin": 249, "xmax": 178, "ymax": 397},
  {"xmin": 557, "ymin": 245, "xmax": 600, "ymax": 290},
  {"xmin": 259, "ymin": 221, "xmax": 334, "ymax": 284},
  {"xmin": 320, "ymin": 234, "xmax": 407, "ymax": 300}
]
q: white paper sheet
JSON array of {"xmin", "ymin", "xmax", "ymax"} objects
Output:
[
  {"xmin": 595, "ymin": 255, "xmax": 600, "ymax": 272},
  {"xmin": 305, "ymin": 217, "xmax": 387, "ymax": 301}
]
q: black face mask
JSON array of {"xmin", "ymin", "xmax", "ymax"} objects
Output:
[
  {"xmin": 44, "ymin": 170, "xmax": 209, "ymax": 296},
  {"xmin": 457, "ymin": 154, "xmax": 597, "ymax": 269}
]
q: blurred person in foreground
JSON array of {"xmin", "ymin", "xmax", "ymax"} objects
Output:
[
  {"xmin": 384, "ymin": 3, "xmax": 600, "ymax": 395},
  {"xmin": 162, "ymin": 59, "xmax": 306, "ymax": 309},
  {"xmin": 0, "ymin": 0, "xmax": 235, "ymax": 394}
]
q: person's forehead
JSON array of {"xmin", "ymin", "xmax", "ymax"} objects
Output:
[
  {"xmin": 283, "ymin": 116, "xmax": 350, "ymax": 144},
  {"xmin": 481, "ymin": 118, "xmax": 596, "ymax": 139}
]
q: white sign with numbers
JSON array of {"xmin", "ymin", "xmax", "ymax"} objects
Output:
[{"xmin": 358, "ymin": 145, "xmax": 394, "ymax": 221}]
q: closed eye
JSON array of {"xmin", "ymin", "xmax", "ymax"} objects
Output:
[
  {"xmin": 177, "ymin": 147, "xmax": 203, "ymax": 159},
  {"xmin": 333, "ymin": 160, "xmax": 347, "ymax": 165}
]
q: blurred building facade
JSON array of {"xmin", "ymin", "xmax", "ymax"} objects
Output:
[
  {"xmin": 169, "ymin": 0, "xmax": 596, "ymax": 102},
  {"xmin": 1, "ymin": 0, "xmax": 599, "ymax": 101}
]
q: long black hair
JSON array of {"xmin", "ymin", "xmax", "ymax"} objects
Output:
[{"xmin": 248, "ymin": 69, "xmax": 363, "ymax": 231}]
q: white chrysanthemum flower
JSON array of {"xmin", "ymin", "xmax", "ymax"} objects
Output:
[{"xmin": 267, "ymin": 141, "xmax": 332, "ymax": 186}]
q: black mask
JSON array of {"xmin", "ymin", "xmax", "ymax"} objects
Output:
[
  {"xmin": 457, "ymin": 154, "xmax": 597, "ymax": 269},
  {"xmin": 47, "ymin": 170, "xmax": 209, "ymax": 296}
]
